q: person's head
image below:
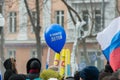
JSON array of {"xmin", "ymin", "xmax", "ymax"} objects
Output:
[
  {"xmin": 102, "ymin": 75, "xmax": 111, "ymax": 80},
  {"xmin": 79, "ymin": 66, "xmax": 99, "ymax": 80},
  {"xmin": 102, "ymin": 75, "xmax": 119, "ymax": 80},
  {"xmin": 98, "ymin": 71, "xmax": 112, "ymax": 80},
  {"xmin": 4, "ymin": 58, "xmax": 17, "ymax": 73},
  {"xmin": 74, "ymin": 71, "xmax": 80, "ymax": 80},
  {"xmin": 40, "ymin": 69, "xmax": 61, "ymax": 80},
  {"xmin": 48, "ymin": 65, "xmax": 59, "ymax": 72},
  {"xmin": 112, "ymin": 69, "xmax": 120, "ymax": 79},
  {"xmin": 108, "ymin": 76, "xmax": 119, "ymax": 80},
  {"xmin": 26, "ymin": 58, "xmax": 41, "ymax": 74},
  {"xmin": 64, "ymin": 76, "xmax": 74, "ymax": 80},
  {"xmin": 104, "ymin": 61, "xmax": 113, "ymax": 73},
  {"xmin": 8, "ymin": 74, "xmax": 26, "ymax": 80}
]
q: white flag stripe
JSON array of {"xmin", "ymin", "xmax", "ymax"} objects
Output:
[{"xmin": 96, "ymin": 17, "xmax": 120, "ymax": 50}]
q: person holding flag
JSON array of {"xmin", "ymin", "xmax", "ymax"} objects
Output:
[{"xmin": 96, "ymin": 17, "xmax": 120, "ymax": 71}]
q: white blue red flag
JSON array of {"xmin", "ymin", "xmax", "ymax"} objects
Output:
[{"xmin": 96, "ymin": 17, "xmax": 120, "ymax": 71}]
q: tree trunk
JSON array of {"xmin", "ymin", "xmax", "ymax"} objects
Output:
[
  {"xmin": 24, "ymin": 0, "xmax": 42, "ymax": 61},
  {"xmin": 82, "ymin": 38, "xmax": 90, "ymax": 65}
]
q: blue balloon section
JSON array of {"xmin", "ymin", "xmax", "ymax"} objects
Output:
[{"xmin": 44, "ymin": 24, "xmax": 66, "ymax": 53}]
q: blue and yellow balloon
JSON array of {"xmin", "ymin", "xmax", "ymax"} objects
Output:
[{"xmin": 44, "ymin": 24, "xmax": 66, "ymax": 53}]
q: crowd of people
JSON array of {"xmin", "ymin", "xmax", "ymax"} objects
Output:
[
  {"xmin": 3, "ymin": 57, "xmax": 120, "ymax": 80},
  {"xmin": 3, "ymin": 58, "xmax": 41, "ymax": 80}
]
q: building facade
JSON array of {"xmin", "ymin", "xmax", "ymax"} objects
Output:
[
  {"xmin": 3, "ymin": 0, "xmax": 70, "ymax": 74},
  {"xmin": 0, "ymin": 0, "xmax": 4, "ymax": 77},
  {"xmin": 2, "ymin": 0, "xmax": 118, "ymax": 74},
  {"xmin": 66, "ymin": 0, "xmax": 117, "ymax": 71}
]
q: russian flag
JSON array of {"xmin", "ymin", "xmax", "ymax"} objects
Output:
[{"xmin": 96, "ymin": 17, "xmax": 120, "ymax": 71}]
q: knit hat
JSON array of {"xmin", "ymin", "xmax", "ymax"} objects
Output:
[
  {"xmin": 79, "ymin": 66, "xmax": 99, "ymax": 80},
  {"xmin": 26, "ymin": 58, "xmax": 41, "ymax": 73}
]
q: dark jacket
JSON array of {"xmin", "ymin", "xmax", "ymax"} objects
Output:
[
  {"xmin": 4, "ymin": 70, "xmax": 15, "ymax": 80},
  {"xmin": 8, "ymin": 74, "xmax": 26, "ymax": 80},
  {"xmin": 3, "ymin": 58, "xmax": 17, "ymax": 80}
]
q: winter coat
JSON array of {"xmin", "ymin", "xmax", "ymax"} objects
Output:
[
  {"xmin": 3, "ymin": 58, "xmax": 17, "ymax": 80},
  {"xmin": 8, "ymin": 74, "xmax": 26, "ymax": 80}
]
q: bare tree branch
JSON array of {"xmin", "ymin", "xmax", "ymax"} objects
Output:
[
  {"xmin": 24, "ymin": 0, "xmax": 35, "ymax": 31},
  {"xmin": 61, "ymin": 0, "xmax": 81, "ymax": 22},
  {"xmin": 116, "ymin": 0, "xmax": 120, "ymax": 16},
  {"xmin": 24, "ymin": 0, "xmax": 42, "ymax": 61},
  {"xmin": 68, "ymin": 7, "xmax": 76, "ymax": 25},
  {"xmin": 36, "ymin": 0, "xmax": 41, "ymax": 32}
]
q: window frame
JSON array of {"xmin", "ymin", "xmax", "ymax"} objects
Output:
[
  {"xmin": 82, "ymin": 10, "xmax": 101, "ymax": 33},
  {"xmin": 94, "ymin": 10, "xmax": 102, "ymax": 32},
  {"xmin": 55, "ymin": 10, "xmax": 64, "ymax": 27},
  {"xmin": 8, "ymin": 12, "xmax": 17, "ymax": 33},
  {"xmin": 30, "ymin": 49, "xmax": 37, "ymax": 58},
  {"xmin": 7, "ymin": 49, "xmax": 16, "ymax": 59},
  {"xmin": 80, "ymin": 50, "xmax": 104, "ymax": 70}
]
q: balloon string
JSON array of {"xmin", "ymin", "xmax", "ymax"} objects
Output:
[{"xmin": 46, "ymin": 48, "xmax": 50, "ymax": 69}]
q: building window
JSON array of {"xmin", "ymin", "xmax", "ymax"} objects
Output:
[
  {"xmin": 8, "ymin": 49, "xmax": 16, "ymax": 59},
  {"xmin": 0, "ymin": 5, "xmax": 2, "ymax": 13},
  {"xmin": 95, "ymin": 10, "xmax": 101, "ymax": 32},
  {"xmin": 80, "ymin": 51, "xmax": 104, "ymax": 70},
  {"xmin": 82, "ymin": 10, "xmax": 89, "ymax": 31},
  {"xmin": 30, "ymin": 49, "xmax": 37, "ymax": 58},
  {"xmin": 31, "ymin": 11, "xmax": 37, "ymax": 32},
  {"xmin": 55, "ymin": 10, "xmax": 64, "ymax": 27},
  {"xmin": 9, "ymin": 12, "xmax": 17, "ymax": 33},
  {"xmin": 82, "ymin": 10, "xmax": 101, "ymax": 33}
]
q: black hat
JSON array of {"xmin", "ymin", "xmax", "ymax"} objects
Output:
[
  {"xmin": 80, "ymin": 66, "xmax": 99, "ymax": 80},
  {"xmin": 26, "ymin": 58, "xmax": 41, "ymax": 73}
]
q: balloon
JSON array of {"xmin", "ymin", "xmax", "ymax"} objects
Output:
[{"xmin": 44, "ymin": 24, "xmax": 66, "ymax": 53}]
